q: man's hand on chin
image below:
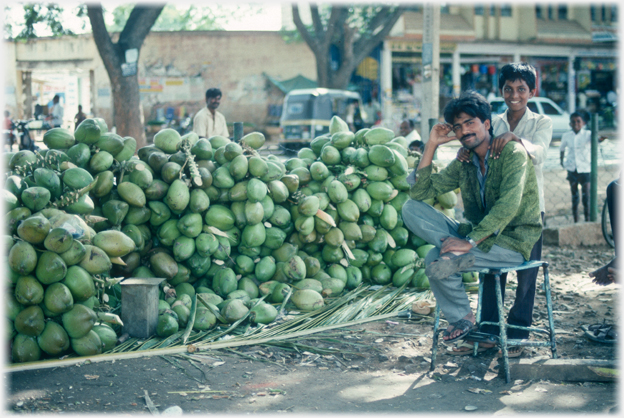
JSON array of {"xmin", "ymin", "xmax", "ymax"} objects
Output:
[{"xmin": 440, "ymin": 236, "xmax": 472, "ymax": 255}]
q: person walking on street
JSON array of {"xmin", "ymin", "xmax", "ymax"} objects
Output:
[
  {"xmin": 560, "ymin": 110, "xmax": 607, "ymax": 222},
  {"xmin": 403, "ymin": 91, "xmax": 541, "ymax": 348},
  {"xmin": 74, "ymin": 105, "xmax": 87, "ymax": 129},
  {"xmin": 193, "ymin": 88, "xmax": 229, "ymax": 139},
  {"xmin": 453, "ymin": 62, "xmax": 552, "ymax": 357},
  {"xmin": 46, "ymin": 95, "xmax": 64, "ymax": 128}
]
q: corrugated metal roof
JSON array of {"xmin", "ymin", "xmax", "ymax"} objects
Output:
[{"xmin": 264, "ymin": 73, "xmax": 317, "ymax": 94}]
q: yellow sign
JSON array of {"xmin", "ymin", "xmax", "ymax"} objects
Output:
[{"xmin": 356, "ymin": 57, "xmax": 379, "ymax": 80}]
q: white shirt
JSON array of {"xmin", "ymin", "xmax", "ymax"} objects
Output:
[
  {"xmin": 560, "ymin": 128, "xmax": 593, "ymax": 173},
  {"xmin": 193, "ymin": 107, "xmax": 229, "ymax": 139},
  {"xmin": 404, "ymin": 129, "xmax": 421, "ymax": 142},
  {"xmin": 51, "ymin": 103, "xmax": 64, "ymax": 127},
  {"xmin": 492, "ymin": 108, "xmax": 553, "ymax": 213}
]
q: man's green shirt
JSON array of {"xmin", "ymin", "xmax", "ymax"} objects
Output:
[{"xmin": 408, "ymin": 141, "xmax": 541, "ymax": 260}]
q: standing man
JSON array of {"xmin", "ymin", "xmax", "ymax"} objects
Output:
[
  {"xmin": 453, "ymin": 62, "xmax": 553, "ymax": 357},
  {"xmin": 399, "ymin": 118, "xmax": 421, "ymax": 142},
  {"xmin": 46, "ymin": 95, "xmax": 64, "ymax": 128},
  {"xmin": 403, "ymin": 91, "xmax": 541, "ymax": 344},
  {"xmin": 74, "ymin": 105, "xmax": 87, "ymax": 129},
  {"xmin": 193, "ymin": 88, "xmax": 229, "ymax": 139}
]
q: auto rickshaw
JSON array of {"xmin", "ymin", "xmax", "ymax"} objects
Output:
[{"xmin": 279, "ymin": 88, "xmax": 363, "ymax": 154}]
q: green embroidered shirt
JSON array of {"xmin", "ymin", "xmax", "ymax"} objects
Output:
[{"xmin": 408, "ymin": 141, "xmax": 542, "ymax": 260}]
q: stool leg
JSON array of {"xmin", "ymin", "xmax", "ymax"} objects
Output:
[
  {"xmin": 495, "ymin": 274, "xmax": 511, "ymax": 384},
  {"xmin": 474, "ymin": 274, "xmax": 485, "ymax": 356},
  {"xmin": 430, "ymin": 304, "xmax": 441, "ymax": 372},
  {"xmin": 542, "ymin": 265, "xmax": 557, "ymax": 359}
]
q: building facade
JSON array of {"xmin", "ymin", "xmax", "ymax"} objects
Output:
[
  {"xmin": 382, "ymin": 4, "xmax": 618, "ymax": 134},
  {"xmin": 4, "ymin": 30, "xmax": 316, "ymax": 135}
]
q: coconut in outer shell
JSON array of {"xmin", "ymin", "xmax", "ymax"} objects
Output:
[
  {"xmin": 71, "ymin": 329, "xmax": 103, "ymax": 356},
  {"xmin": 37, "ymin": 321, "xmax": 70, "ymax": 356},
  {"xmin": 291, "ymin": 289, "xmax": 324, "ymax": 311}
]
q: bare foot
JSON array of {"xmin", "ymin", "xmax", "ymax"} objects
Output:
[
  {"xmin": 443, "ymin": 311, "xmax": 475, "ymax": 341},
  {"xmin": 590, "ymin": 258, "xmax": 617, "ymax": 286}
]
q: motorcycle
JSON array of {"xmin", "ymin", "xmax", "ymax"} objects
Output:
[{"xmin": 12, "ymin": 119, "xmax": 40, "ymax": 152}]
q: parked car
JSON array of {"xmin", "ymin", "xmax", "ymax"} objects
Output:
[
  {"xmin": 279, "ymin": 88, "xmax": 363, "ymax": 153},
  {"xmin": 489, "ymin": 97, "xmax": 570, "ymax": 139}
]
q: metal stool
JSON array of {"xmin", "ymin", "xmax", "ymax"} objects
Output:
[{"xmin": 430, "ymin": 260, "xmax": 556, "ymax": 383}]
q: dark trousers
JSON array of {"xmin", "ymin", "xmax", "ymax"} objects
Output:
[
  {"xmin": 607, "ymin": 179, "xmax": 619, "ymax": 257},
  {"xmin": 567, "ymin": 170, "xmax": 590, "ymax": 222},
  {"xmin": 479, "ymin": 212, "xmax": 544, "ymax": 340}
]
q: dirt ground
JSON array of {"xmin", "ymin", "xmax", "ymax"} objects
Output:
[{"xmin": 5, "ymin": 244, "xmax": 619, "ymax": 415}]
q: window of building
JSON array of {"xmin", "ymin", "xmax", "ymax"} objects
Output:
[
  {"xmin": 501, "ymin": 5, "xmax": 512, "ymax": 17},
  {"xmin": 612, "ymin": 5, "xmax": 618, "ymax": 22},
  {"xmin": 548, "ymin": 5, "xmax": 554, "ymax": 20},
  {"xmin": 535, "ymin": 5, "xmax": 542, "ymax": 19},
  {"xmin": 441, "ymin": 5, "xmax": 450, "ymax": 14},
  {"xmin": 602, "ymin": 5, "xmax": 607, "ymax": 21},
  {"xmin": 591, "ymin": 5, "xmax": 597, "ymax": 22},
  {"xmin": 475, "ymin": 5, "xmax": 483, "ymax": 15},
  {"xmin": 558, "ymin": 5, "xmax": 567, "ymax": 20}
]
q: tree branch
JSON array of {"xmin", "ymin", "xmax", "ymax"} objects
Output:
[
  {"xmin": 353, "ymin": 6, "xmax": 405, "ymax": 61},
  {"xmin": 310, "ymin": 3, "xmax": 324, "ymax": 42},
  {"xmin": 118, "ymin": 4, "xmax": 165, "ymax": 49},
  {"xmin": 292, "ymin": 4, "xmax": 319, "ymax": 53},
  {"xmin": 86, "ymin": 5, "xmax": 120, "ymax": 76}
]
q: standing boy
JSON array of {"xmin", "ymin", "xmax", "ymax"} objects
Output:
[
  {"xmin": 560, "ymin": 110, "xmax": 607, "ymax": 222},
  {"xmin": 452, "ymin": 62, "xmax": 552, "ymax": 357}
]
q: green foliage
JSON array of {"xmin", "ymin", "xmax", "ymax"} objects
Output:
[{"xmin": 9, "ymin": 3, "xmax": 78, "ymax": 40}]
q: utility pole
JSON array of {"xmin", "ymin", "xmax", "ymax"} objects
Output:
[{"xmin": 421, "ymin": 4, "xmax": 440, "ymax": 143}]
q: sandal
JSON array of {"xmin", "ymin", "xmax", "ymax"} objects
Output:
[
  {"xmin": 426, "ymin": 252, "xmax": 476, "ymax": 281},
  {"xmin": 496, "ymin": 346, "xmax": 524, "ymax": 358},
  {"xmin": 442, "ymin": 318, "xmax": 476, "ymax": 344},
  {"xmin": 582, "ymin": 323, "xmax": 617, "ymax": 344},
  {"xmin": 446, "ymin": 340, "xmax": 496, "ymax": 356}
]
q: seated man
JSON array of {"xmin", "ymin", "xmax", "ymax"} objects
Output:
[{"xmin": 402, "ymin": 91, "xmax": 542, "ymax": 344}]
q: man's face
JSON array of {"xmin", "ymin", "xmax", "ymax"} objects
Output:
[
  {"xmin": 452, "ymin": 112, "xmax": 490, "ymax": 150},
  {"xmin": 501, "ymin": 79, "xmax": 534, "ymax": 113},
  {"xmin": 570, "ymin": 115, "xmax": 585, "ymax": 134},
  {"xmin": 207, "ymin": 95, "xmax": 221, "ymax": 111},
  {"xmin": 399, "ymin": 121, "xmax": 411, "ymax": 137}
]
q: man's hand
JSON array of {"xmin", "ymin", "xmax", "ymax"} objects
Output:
[
  {"xmin": 489, "ymin": 132, "xmax": 520, "ymax": 159},
  {"xmin": 428, "ymin": 123, "xmax": 456, "ymax": 147},
  {"xmin": 440, "ymin": 236, "xmax": 473, "ymax": 255},
  {"xmin": 456, "ymin": 147, "xmax": 471, "ymax": 163}
]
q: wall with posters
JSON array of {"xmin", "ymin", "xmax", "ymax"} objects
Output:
[{"xmin": 4, "ymin": 31, "xmax": 316, "ymax": 135}]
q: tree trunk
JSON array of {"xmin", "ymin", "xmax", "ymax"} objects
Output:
[
  {"xmin": 292, "ymin": 5, "xmax": 405, "ymax": 91},
  {"xmin": 87, "ymin": 4, "xmax": 164, "ymax": 149}
]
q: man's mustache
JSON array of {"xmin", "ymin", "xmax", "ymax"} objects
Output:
[{"xmin": 460, "ymin": 133, "xmax": 475, "ymax": 141}]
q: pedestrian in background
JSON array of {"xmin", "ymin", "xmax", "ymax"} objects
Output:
[
  {"xmin": 74, "ymin": 105, "xmax": 86, "ymax": 130},
  {"xmin": 559, "ymin": 110, "xmax": 607, "ymax": 222},
  {"xmin": 193, "ymin": 88, "xmax": 229, "ymax": 139}
]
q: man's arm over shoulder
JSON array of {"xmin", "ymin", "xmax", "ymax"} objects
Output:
[
  {"xmin": 408, "ymin": 159, "xmax": 461, "ymax": 201},
  {"xmin": 520, "ymin": 114, "xmax": 553, "ymax": 166},
  {"xmin": 468, "ymin": 142, "xmax": 532, "ymax": 242}
]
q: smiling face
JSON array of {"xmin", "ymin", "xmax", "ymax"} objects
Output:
[
  {"xmin": 570, "ymin": 115, "xmax": 585, "ymax": 134},
  {"xmin": 501, "ymin": 79, "xmax": 535, "ymax": 114},
  {"xmin": 206, "ymin": 95, "xmax": 221, "ymax": 112},
  {"xmin": 452, "ymin": 112, "xmax": 490, "ymax": 151}
]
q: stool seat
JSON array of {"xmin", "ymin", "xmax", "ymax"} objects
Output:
[{"xmin": 430, "ymin": 260, "xmax": 556, "ymax": 383}]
